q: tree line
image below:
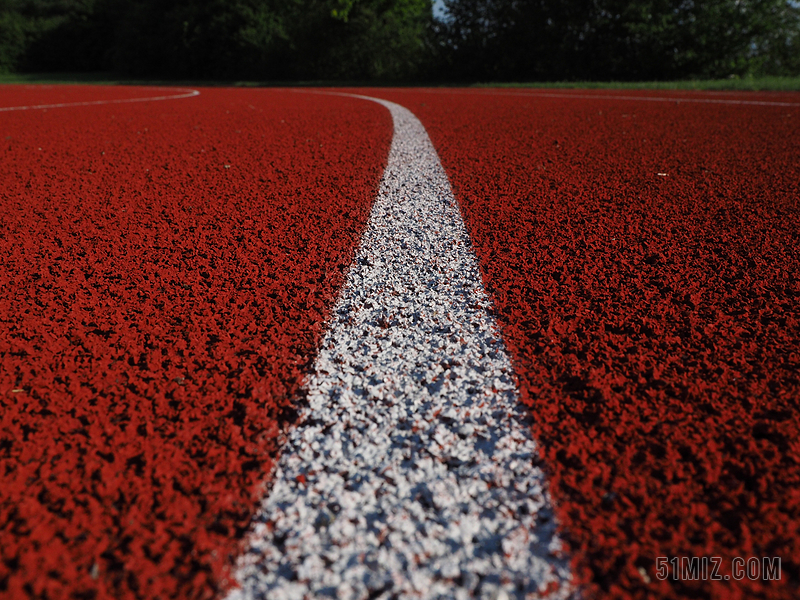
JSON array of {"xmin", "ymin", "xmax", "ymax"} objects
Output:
[{"xmin": 1, "ymin": 0, "xmax": 799, "ymax": 81}]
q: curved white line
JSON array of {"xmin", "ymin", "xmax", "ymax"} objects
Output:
[
  {"xmin": 414, "ymin": 87, "xmax": 800, "ymax": 107},
  {"xmin": 227, "ymin": 93, "xmax": 575, "ymax": 599},
  {"xmin": 0, "ymin": 87, "xmax": 200, "ymax": 112}
]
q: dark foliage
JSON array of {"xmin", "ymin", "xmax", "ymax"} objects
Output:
[
  {"xmin": 0, "ymin": 1, "xmax": 798, "ymax": 86},
  {"xmin": 439, "ymin": 0, "xmax": 800, "ymax": 80},
  {"xmin": 436, "ymin": 0, "xmax": 800, "ymax": 80},
  {"xmin": 0, "ymin": 0, "xmax": 434, "ymax": 80}
]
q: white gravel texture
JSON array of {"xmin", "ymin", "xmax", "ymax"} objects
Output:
[{"xmin": 225, "ymin": 96, "xmax": 576, "ymax": 600}]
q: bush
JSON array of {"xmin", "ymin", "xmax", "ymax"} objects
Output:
[{"xmin": 0, "ymin": 4, "xmax": 26, "ymax": 74}]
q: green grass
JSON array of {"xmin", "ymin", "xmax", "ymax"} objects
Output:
[
  {"xmin": 0, "ymin": 72, "xmax": 127, "ymax": 84},
  {"xmin": 2, "ymin": 72, "xmax": 800, "ymax": 91},
  {"xmin": 477, "ymin": 76, "xmax": 800, "ymax": 91}
]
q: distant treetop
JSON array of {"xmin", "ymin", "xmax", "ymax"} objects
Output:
[{"xmin": 0, "ymin": 0, "xmax": 798, "ymax": 80}]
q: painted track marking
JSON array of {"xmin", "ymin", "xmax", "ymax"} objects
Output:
[
  {"xmin": 414, "ymin": 88, "xmax": 800, "ymax": 107},
  {"xmin": 0, "ymin": 87, "xmax": 200, "ymax": 112},
  {"xmin": 226, "ymin": 96, "xmax": 575, "ymax": 599}
]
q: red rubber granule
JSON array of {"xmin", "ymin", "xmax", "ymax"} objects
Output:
[
  {"xmin": 366, "ymin": 87, "xmax": 800, "ymax": 600},
  {"xmin": 0, "ymin": 86, "xmax": 392, "ymax": 600}
]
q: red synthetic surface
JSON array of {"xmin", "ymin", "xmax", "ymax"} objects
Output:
[
  {"xmin": 0, "ymin": 86, "xmax": 392, "ymax": 599},
  {"xmin": 365, "ymin": 88, "xmax": 800, "ymax": 600},
  {"xmin": 0, "ymin": 86, "xmax": 195, "ymax": 110}
]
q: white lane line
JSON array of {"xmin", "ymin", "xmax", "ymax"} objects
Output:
[
  {"xmin": 0, "ymin": 87, "xmax": 200, "ymax": 112},
  {"xmin": 415, "ymin": 87, "xmax": 800, "ymax": 107},
  {"xmin": 226, "ymin": 96, "xmax": 575, "ymax": 599}
]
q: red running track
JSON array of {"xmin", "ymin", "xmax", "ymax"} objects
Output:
[
  {"xmin": 0, "ymin": 86, "xmax": 391, "ymax": 599},
  {"xmin": 0, "ymin": 85, "xmax": 197, "ymax": 110},
  {"xmin": 365, "ymin": 87, "xmax": 800, "ymax": 600},
  {"xmin": 3, "ymin": 85, "xmax": 799, "ymax": 600}
]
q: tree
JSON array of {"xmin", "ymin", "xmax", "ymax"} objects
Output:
[
  {"xmin": 600, "ymin": 0, "xmax": 800, "ymax": 78},
  {"xmin": 107, "ymin": 0, "xmax": 432, "ymax": 80},
  {"xmin": 110, "ymin": 0, "xmax": 290, "ymax": 79},
  {"xmin": 0, "ymin": 1, "xmax": 27, "ymax": 73},
  {"xmin": 285, "ymin": 0, "xmax": 433, "ymax": 80},
  {"xmin": 438, "ymin": 0, "xmax": 800, "ymax": 80}
]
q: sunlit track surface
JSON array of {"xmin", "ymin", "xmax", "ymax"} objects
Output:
[
  {"xmin": 411, "ymin": 87, "xmax": 800, "ymax": 106},
  {"xmin": 227, "ymin": 97, "xmax": 575, "ymax": 600},
  {"xmin": 4, "ymin": 83, "xmax": 799, "ymax": 600},
  {"xmin": 360, "ymin": 87, "xmax": 800, "ymax": 600},
  {"xmin": 0, "ymin": 85, "xmax": 392, "ymax": 600},
  {"xmin": 0, "ymin": 86, "xmax": 200, "ymax": 111}
]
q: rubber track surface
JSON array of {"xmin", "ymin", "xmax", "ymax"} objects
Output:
[
  {"xmin": 364, "ymin": 88, "xmax": 800, "ymax": 600},
  {"xmin": 0, "ymin": 86, "xmax": 192, "ymax": 110},
  {"xmin": 0, "ymin": 86, "xmax": 391, "ymax": 599}
]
